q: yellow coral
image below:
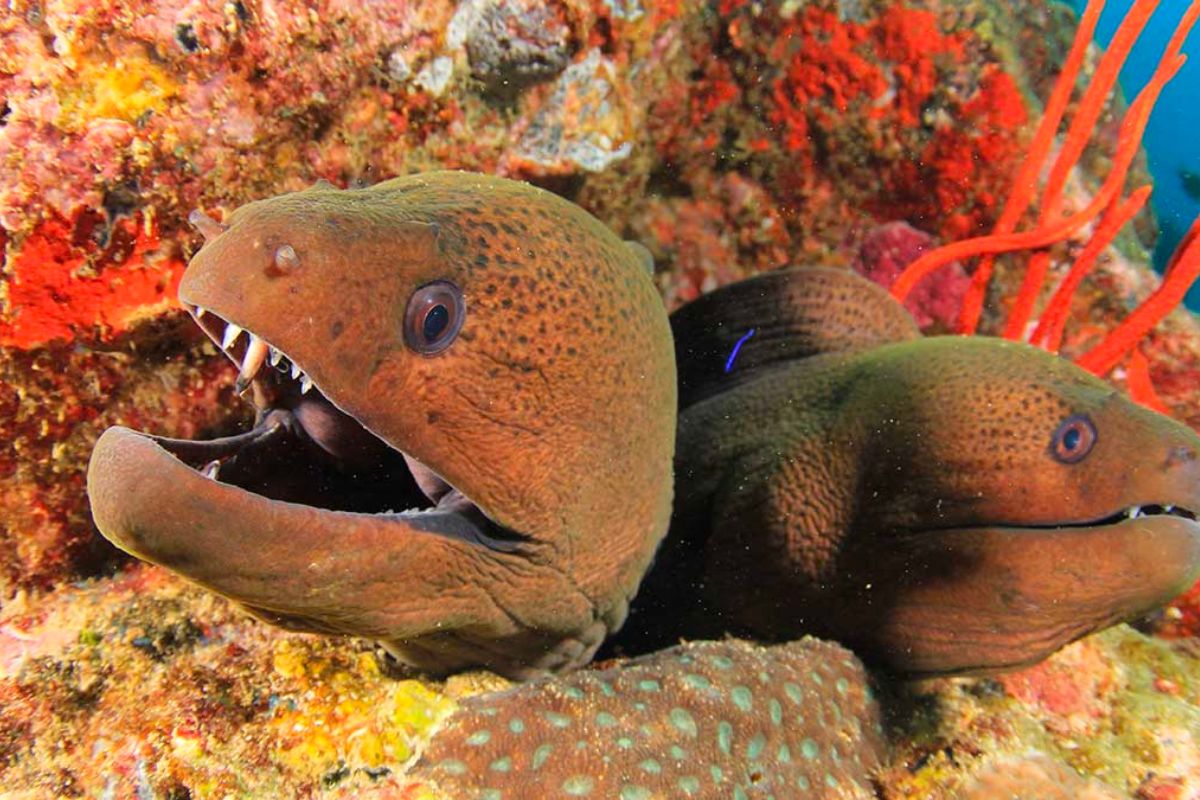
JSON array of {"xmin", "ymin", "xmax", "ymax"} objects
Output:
[
  {"xmin": 267, "ymin": 637, "xmax": 457, "ymax": 779},
  {"xmin": 389, "ymin": 680, "xmax": 455, "ymax": 733},
  {"xmin": 271, "ymin": 638, "xmax": 314, "ymax": 680},
  {"xmin": 57, "ymin": 49, "xmax": 178, "ymax": 130}
]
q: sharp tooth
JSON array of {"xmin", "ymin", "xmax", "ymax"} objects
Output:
[
  {"xmin": 202, "ymin": 460, "xmax": 221, "ymax": 479},
  {"xmin": 268, "ymin": 347, "xmax": 282, "ymax": 366},
  {"xmin": 222, "ymin": 323, "xmax": 244, "ymax": 350},
  {"xmin": 300, "ymin": 375, "xmax": 314, "ymax": 394},
  {"xmin": 1129, "ymin": 506, "xmax": 1143, "ymax": 519},
  {"xmin": 291, "ymin": 361, "xmax": 302, "ymax": 380},
  {"xmin": 1165, "ymin": 505, "xmax": 1175, "ymax": 513},
  {"xmin": 195, "ymin": 306, "xmax": 207, "ymax": 319},
  {"xmin": 236, "ymin": 334, "xmax": 269, "ymax": 393}
]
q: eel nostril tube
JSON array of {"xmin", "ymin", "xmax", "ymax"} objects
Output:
[
  {"xmin": 273, "ymin": 244, "xmax": 300, "ymax": 273},
  {"xmin": 188, "ymin": 208, "xmax": 229, "ymax": 241}
]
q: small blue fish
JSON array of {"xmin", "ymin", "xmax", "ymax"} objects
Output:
[{"xmin": 724, "ymin": 328, "xmax": 756, "ymax": 373}]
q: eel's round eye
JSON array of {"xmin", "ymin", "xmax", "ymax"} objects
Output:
[
  {"xmin": 404, "ymin": 281, "xmax": 465, "ymax": 355},
  {"xmin": 1050, "ymin": 414, "xmax": 1097, "ymax": 464}
]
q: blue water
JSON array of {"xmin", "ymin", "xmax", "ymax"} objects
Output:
[{"xmin": 1063, "ymin": 0, "xmax": 1200, "ymax": 307}]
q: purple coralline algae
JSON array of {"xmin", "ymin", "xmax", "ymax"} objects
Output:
[{"xmin": 852, "ymin": 220, "xmax": 971, "ymax": 330}]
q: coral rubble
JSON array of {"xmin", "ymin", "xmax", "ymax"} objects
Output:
[{"xmin": 879, "ymin": 626, "xmax": 1200, "ymax": 799}]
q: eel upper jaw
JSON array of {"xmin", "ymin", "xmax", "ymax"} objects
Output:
[
  {"xmin": 167, "ymin": 301, "xmax": 528, "ymax": 553},
  {"xmin": 1003, "ymin": 502, "xmax": 1199, "ymax": 529}
]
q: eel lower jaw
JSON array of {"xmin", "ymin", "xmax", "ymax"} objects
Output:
[
  {"xmin": 830, "ymin": 514, "xmax": 1200, "ymax": 677},
  {"xmin": 86, "ymin": 425, "xmax": 536, "ymax": 655}
]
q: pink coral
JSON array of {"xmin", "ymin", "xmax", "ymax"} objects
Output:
[
  {"xmin": 852, "ymin": 221, "xmax": 970, "ymax": 330},
  {"xmin": 997, "ymin": 638, "xmax": 1118, "ymax": 736}
]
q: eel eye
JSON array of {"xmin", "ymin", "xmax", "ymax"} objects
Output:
[
  {"xmin": 404, "ymin": 280, "xmax": 465, "ymax": 355},
  {"xmin": 1050, "ymin": 414, "xmax": 1097, "ymax": 464}
]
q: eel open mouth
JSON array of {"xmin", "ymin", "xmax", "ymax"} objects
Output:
[
  {"xmin": 100, "ymin": 302, "xmax": 527, "ymax": 554},
  {"xmin": 179, "ymin": 303, "xmax": 433, "ymax": 516}
]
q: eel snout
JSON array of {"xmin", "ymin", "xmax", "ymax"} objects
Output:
[
  {"xmin": 88, "ymin": 424, "xmax": 494, "ymax": 631},
  {"xmin": 837, "ymin": 513, "xmax": 1200, "ymax": 676},
  {"xmin": 836, "ymin": 423, "xmax": 1200, "ymax": 675}
]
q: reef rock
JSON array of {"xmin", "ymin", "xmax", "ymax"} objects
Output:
[{"xmin": 3, "ymin": 0, "xmax": 1200, "ymax": 797}]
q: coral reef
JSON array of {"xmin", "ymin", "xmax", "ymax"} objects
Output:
[
  {"xmin": 3, "ymin": 0, "xmax": 1200, "ymax": 796},
  {"xmin": 879, "ymin": 626, "xmax": 1200, "ymax": 799},
  {"xmin": 0, "ymin": 564, "xmax": 487, "ymax": 797}
]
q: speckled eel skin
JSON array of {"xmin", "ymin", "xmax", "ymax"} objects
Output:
[{"xmin": 630, "ymin": 266, "xmax": 1200, "ymax": 677}]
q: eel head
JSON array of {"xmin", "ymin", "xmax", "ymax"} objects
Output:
[
  {"xmin": 87, "ymin": 172, "xmax": 677, "ymax": 678},
  {"xmin": 840, "ymin": 335, "xmax": 1200, "ymax": 674}
]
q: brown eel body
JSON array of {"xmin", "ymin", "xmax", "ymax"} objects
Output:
[
  {"xmin": 88, "ymin": 172, "xmax": 1200, "ymax": 682},
  {"xmin": 627, "ymin": 266, "xmax": 1200, "ymax": 676},
  {"xmin": 87, "ymin": 172, "xmax": 677, "ymax": 679}
]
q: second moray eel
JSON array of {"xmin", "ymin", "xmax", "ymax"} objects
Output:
[{"xmin": 625, "ymin": 266, "xmax": 1200, "ymax": 676}]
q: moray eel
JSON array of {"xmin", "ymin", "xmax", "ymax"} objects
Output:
[
  {"xmin": 415, "ymin": 637, "xmax": 884, "ymax": 799},
  {"xmin": 86, "ymin": 171, "xmax": 676, "ymax": 679},
  {"xmin": 638, "ymin": 266, "xmax": 1200, "ymax": 676}
]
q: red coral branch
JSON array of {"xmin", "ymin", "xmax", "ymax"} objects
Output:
[
  {"xmin": 1004, "ymin": 0, "xmax": 1174, "ymax": 340},
  {"xmin": 1123, "ymin": 345, "xmax": 1170, "ymax": 413},
  {"xmin": 890, "ymin": 66, "xmax": 1169, "ymax": 302},
  {"xmin": 956, "ymin": 0, "xmax": 1107, "ymax": 335},
  {"xmin": 1076, "ymin": 215, "xmax": 1200, "ymax": 374},
  {"xmin": 1031, "ymin": 186, "xmax": 1152, "ymax": 351},
  {"xmin": 892, "ymin": 1, "xmax": 1194, "ymax": 362},
  {"xmin": 901, "ymin": 0, "xmax": 1200, "ymax": 391}
]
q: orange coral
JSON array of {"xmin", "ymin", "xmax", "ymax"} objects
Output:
[{"xmin": 1, "ymin": 213, "xmax": 186, "ymax": 349}]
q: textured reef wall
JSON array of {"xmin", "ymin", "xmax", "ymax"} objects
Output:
[
  {"xmin": 0, "ymin": 0, "xmax": 1079, "ymax": 597},
  {"xmin": 3, "ymin": 0, "xmax": 1200, "ymax": 797}
]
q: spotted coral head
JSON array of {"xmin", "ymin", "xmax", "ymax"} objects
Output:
[
  {"xmin": 87, "ymin": 172, "xmax": 677, "ymax": 678},
  {"xmin": 836, "ymin": 336, "xmax": 1200, "ymax": 673}
]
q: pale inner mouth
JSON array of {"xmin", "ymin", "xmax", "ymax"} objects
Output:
[{"xmin": 167, "ymin": 303, "xmax": 462, "ymax": 518}]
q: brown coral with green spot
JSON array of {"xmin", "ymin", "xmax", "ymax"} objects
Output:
[{"xmin": 415, "ymin": 638, "xmax": 885, "ymax": 799}]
